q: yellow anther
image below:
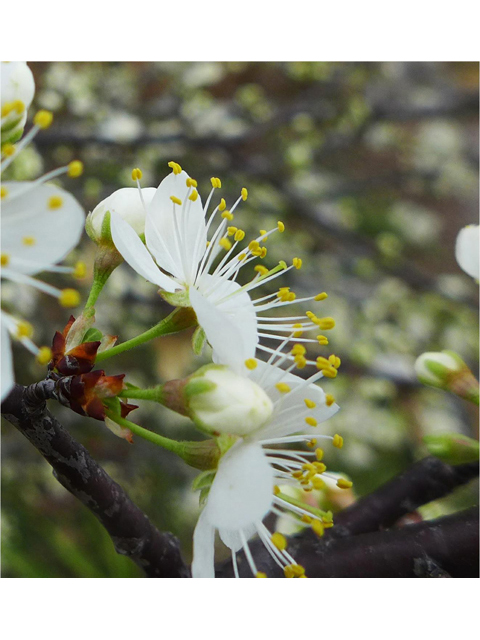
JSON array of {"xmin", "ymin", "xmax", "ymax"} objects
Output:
[
  {"xmin": 73, "ymin": 261, "xmax": 87, "ymax": 279},
  {"xmin": 241, "ymin": 187, "xmax": 248, "ymax": 201},
  {"xmin": 293, "ymin": 257, "xmax": 302, "ymax": 270},
  {"xmin": 206, "ymin": 241, "xmax": 210, "ymax": 247},
  {"xmin": 275, "ymin": 382, "xmax": 291, "ymax": 394},
  {"xmin": 277, "ymin": 221, "xmax": 285, "ymax": 232},
  {"xmin": 22, "ymin": 236, "xmax": 36, "ymax": 246},
  {"xmin": 227, "ymin": 226, "xmax": 237, "ymax": 236},
  {"xmin": 36, "ymin": 346, "xmax": 53, "ymax": 365},
  {"xmin": 293, "ymin": 323, "xmax": 304, "ymax": 338},
  {"xmin": 245, "ymin": 358, "xmax": 257, "ymax": 370},
  {"xmin": 312, "ymin": 477, "xmax": 325, "ymax": 490},
  {"xmin": 16, "ymin": 321, "xmax": 33, "ymax": 338},
  {"xmin": 315, "ymin": 292, "xmax": 328, "ymax": 301},
  {"xmin": 260, "ymin": 247, "xmax": 267, "ymax": 258},
  {"xmin": 295, "ymin": 354, "xmax": 307, "ymax": 369},
  {"xmin": 291, "ymin": 470, "xmax": 303, "ymax": 479},
  {"xmin": 248, "ymin": 240, "xmax": 260, "ymax": 252},
  {"xmin": 237, "ymin": 252, "xmax": 247, "ymax": 261},
  {"xmin": 13, "ymin": 99, "xmax": 25, "ymax": 113},
  {"xmin": 316, "ymin": 356, "xmax": 330, "ymax": 369},
  {"xmin": 284, "ymin": 566, "xmax": 294, "ymax": 578},
  {"xmin": 305, "ymin": 416, "xmax": 318, "ymax": 427},
  {"xmin": 315, "ymin": 448, "xmax": 324, "ymax": 461},
  {"xmin": 337, "ymin": 478, "xmax": 353, "ymax": 490},
  {"xmin": 234, "ymin": 229, "xmax": 245, "ymax": 242},
  {"xmin": 332, "ymin": 434, "xmax": 344, "ymax": 449},
  {"xmin": 279, "ymin": 260, "xmax": 287, "ymax": 269},
  {"xmin": 218, "ymin": 198, "xmax": 226, "ymax": 212},
  {"xmin": 168, "ymin": 161, "xmax": 182, "ymax": 175},
  {"xmin": 259, "ymin": 229, "xmax": 268, "ymax": 241},
  {"xmin": 67, "ymin": 160, "xmax": 84, "ymax": 178},
  {"xmin": 307, "ymin": 438, "xmax": 317, "ymax": 448},
  {"xmin": 48, "ymin": 196, "xmax": 63, "ymax": 210},
  {"xmin": 301, "ymin": 514, "xmax": 313, "ymax": 524},
  {"xmin": 273, "ymin": 485, "xmax": 280, "ymax": 496},
  {"xmin": 186, "ymin": 177, "xmax": 197, "ymax": 188},
  {"xmin": 254, "ymin": 265, "xmax": 269, "ymax": 276},
  {"xmin": 291, "ymin": 344, "xmax": 306, "ymax": 356},
  {"xmin": 312, "ymin": 520, "xmax": 325, "ymax": 538},
  {"xmin": 33, "ymin": 110, "xmax": 53, "ymax": 129},
  {"xmin": 210, "ymin": 177, "xmax": 222, "ymax": 189},
  {"xmin": 325, "ymin": 394, "xmax": 335, "ymax": 407},
  {"xmin": 323, "ymin": 511, "xmax": 334, "ymax": 523},
  {"xmin": 2, "ymin": 143, "xmax": 16, "ymax": 157},
  {"xmin": 322, "ymin": 367, "xmax": 337, "ymax": 378},
  {"xmin": 291, "ymin": 564, "xmax": 306, "ymax": 577},
  {"xmin": 315, "ymin": 462, "xmax": 327, "ymax": 474},
  {"xmin": 189, "ymin": 189, "xmax": 199, "ymax": 202},
  {"xmin": 221, "ymin": 210, "xmax": 234, "ymax": 220},
  {"xmin": 1, "ymin": 253, "xmax": 10, "ymax": 266},
  {"xmin": 59, "ymin": 288, "xmax": 80, "ymax": 308},
  {"xmin": 317, "ymin": 335, "xmax": 329, "ymax": 345},
  {"xmin": 1, "ymin": 101, "xmax": 23, "ymax": 117},
  {"xmin": 271, "ymin": 532, "xmax": 287, "ymax": 551},
  {"xmin": 304, "ymin": 398, "xmax": 316, "ymax": 409},
  {"xmin": 131, "ymin": 167, "xmax": 143, "ymax": 181},
  {"xmin": 219, "ymin": 237, "xmax": 232, "ymax": 251},
  {"xmin": 1, "ymin": 186, "xmax": 8, "ymax": 199},
  {"xmin": 317, "ymin": 317, "xmax": 335, "ymax": 330},
  {"xmin": 170, "ymin": 196, "xmax": 182, "ymax": 205},
  {"xmin": 303, "ymin": 486, "xmax": 313, "ymax": 492},
  {"xmin": 323, "ymin": 520, "xmax": 334, "ymax": 529},
  {"xmin": 256, "ymin": 572, "xmax": 267, "ymax": 578},
  {"xmin": 328, "ymin": 354, "xmax": 341, "ymax": 368}
]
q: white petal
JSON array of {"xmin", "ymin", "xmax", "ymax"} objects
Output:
[
  {"xmin": 1, "ymin": 182, "xmax": 84, "ymax": 275},
  {"xmin": 191, "ymin": 508, "xmax": 216, "ymax": 578},
  {"xmin": 1, "ymin": 62, "xmax": 35, "ymax": 111},
  {"xmin": 110, "ymin": 212, "xmax": 177, "ymax": 292},
  {"xmin": 145, "ymin": 170, "xmax": 206, "ymax": 283},
  {"xmin": 205, "ymin": 441, "xmax": 273, "ymax": 535},
  {"xmin": 90, "ymin": 187, "xmax": 156, "ymax": 237},
  {"xmin": 219, "ymin": 524, "xmax": 257, "ymax": 553},
  {"xmin": 455, "ymin": 225, "xmax": 479, "ymax": 280},
  {"xmin": 1, "ymin": 319, "xmax": 15, "ymax": 401},
  {"xmin": 189, "ymin": 282, "xmax": 258, "ymax": 373}
]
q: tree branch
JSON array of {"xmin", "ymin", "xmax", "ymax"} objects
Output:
[{"xmin": 2, "ymin": 384, "xmax": 190, "ymax": 578}]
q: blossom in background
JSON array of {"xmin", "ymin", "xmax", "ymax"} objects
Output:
[
  {"xmin": 455, "ymin": 224, "xmax": 479, "ymax": 281},
  {"xmin": 109, "ymin": 162, "xmax": 334, "ymax": 372},
  {"xmin": 191, "ymin": 346, "xmax": 344, "ymax": 578},
  {"xmin": 1, "ymin": 62, "xmax": 35, "ymax": 144}
]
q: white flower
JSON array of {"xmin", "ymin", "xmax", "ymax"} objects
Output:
[
  {"xmin": 87, "ymin": 187, "xmax": 156, "ymax": 241},
  {"xmin": 455, "ymin": 224, "xmax": 479, "ymax": 280},
  {"xmin": 1, "ymin": 62, "xmax": 35, "ymax": 144},
  {"xmin": 110, "ymin": 162, "xmax": 334, "ymax": 373},
  {"xmin": 191, "ymin": 351, "xmax": 343, "ymax": 578}
]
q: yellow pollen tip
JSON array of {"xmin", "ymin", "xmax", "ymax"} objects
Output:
[
  {"xmin": 234, "ymin": 229, "xmax": 245, "ymax": 242},
  {"xmin": 304, "ymin": 398, "xmax": 316, "ymax": 409},
  {"xmin": 1, "ymin": 186, "xmax": 8, "ymax": 199},
  {"xmin": 312, "ymin": 520, "xmax": 325, "ymax": 538},
  {"xmin": 48, "ymin": 195, "xmax": 63, "ymax": 210},
  {"xmin": 312, "ymin": 477, "xmax": 325, "ymax": 490},
  {"xmin": 36, "ymin": 346, "xmax": 53, "ymax": 365},
  {"xmin": 59, "ymin": 288, "xmax": 80, "ymax": 308},
  {"xmin": 241, "ymin": 187, "xmax": 248, "ymax": 201},
  {"xmin": 237, "ymin": 252, "xmax": 247, "ymax": 261},
  {"xmin": 260, "ymin": 247, "xmax": 267, "ymax": 258},
  {"xmin": 325, "ymin": 394, "xmax": 335, "ymax": 407},
  {"xmin": 315, "ymin": 462, "xmax": 327, "ymax": 474},
  {"xmin": 317, "ymin": 335, "xmax": 329, "ymax": 345},
  {"xmin": 333, "ymin": 434, "xmax": 343, "ymax": 449},
  {"xmin": 315, "ymin": 448, "xmax": 324, "ymax": 461},
  {"xmin": 321, "ymin": 367, "xmax": 337, "ymax": 378},
  {"xmin": 170, "ymin": 196, "xmax": 182, "ymax": 205},
  {"xmin": 189, "ymin": 189, "xmax": 199, "ymax": 202},
  {"xmin": 315, "ymin": 292, "xmax": 328, "ymax": 301},
  {"xmin": 2, "ymin": 143, "xmax": 16, "ymax": 157},
  {"xmin": 271, "ymin": 532, "xmax": 287, "ymax": 551},
  {"xmin": 291, "ymin": 344, "xmax": 306, "ymax": 356},
  {"xmin": 218, "ymin": 198, "xmax": 226, "ymax": 212},
  {"xmin": 307, "ymin": 439, "xmax": 317, "ymax": 448},
  {"xmin": 168, "ymin": 161, "xmax": 182, "ymax": 175},
  {"xmin": 186, "ymin": 177, "xmax": 197, "ymax": 188},
  {"xmin": 254, "ymin": 265, "xmax": 269, "ymax": 276},
  {"xmin": 210, "ymin": 177, "xmax": 221, "ymax": 189},
  {"xmin": 273, "ymin": 485, "xmax": 280, "ymax": 496},
  {"xmin": 293, "ymin": 257, "xmax": 303, "ymax": 270},
  {"xmin": 1, "ymin": 253, "xmax": 10, "ymax": 266},
  {"xmin": 227, "ymin": 226, "xmax": 237, "ymax": 236},
  {"xmin": 131, "ymin": 167, "xmax": 143, "ymax": 181},
  {"xmin": 73, "ymin": 261, "xmax": 87, "ymax": 279},
  {"xmin": 337, "ymin": 478, "xmax": 353, "ymax": 490},
  {"xmin": 16, "ymin": 321, "xmax": 33, "ymax": 338},
  {"xmin": 275, "ymin": 382, "xmax": 291, "ymax": 394},
  {"xmin": 317, "ymin": 317, "xmax": 335, "ymax": 330},
  {"xmin": 249, "ymin": 240, "xmax": 260, "ymax": 252},
  {"xmin": 277, "ymin": 221, "xmax": 285, "ymax": 232},
  {"xmin": 219, "ymin": 237, "xmax": 232, "ymax": 251},
  {"xmin": 301, "ymin": 514, "xmax": 313, "ymax": 524},
  {"xmin": 256, "ymin": 572, "xmax": 267, "ymax": 578},
  {"xmin": 33, "ymin": 110, "xmax": 53, "ymax": 129},
  {"xmin": 245, "ymin": 358, "xmax": 257, "ymax": 370},
  {"xmin": 221, "ymin": 210, "xmax": 234, "ymax": 220},
  {"xmin": 259, "ymin": 230, "xmax": 268, "ymax": 241},
  {"xmin": 278, "ymin": 260, "xmax": 287, "ymax": 270},
  {"xmin": 305, "ymin": 416, "xmax": 318, "ymax": 427},
  {"xmin": 22, "ymin": 236, "xmax": 36, "ymax": 246},
  {"xmin": 68, "ymin": 160, "xmax": 84, "ymax": 178},
  {"xmin": 295, "ymin": 355, "xmax": 307, "ymax": 369},
  {"xmin": 284, "ymin": 564, "xmax": 306, "ymax": 578}
]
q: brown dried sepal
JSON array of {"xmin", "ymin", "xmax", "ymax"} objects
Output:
[
  {"xmin": 68, "ymin": 371, "xmax": 137, "ymax": 421},
  {"xmin": 50, "ymin": 315, "xmax": 100, "ymax": 375}
]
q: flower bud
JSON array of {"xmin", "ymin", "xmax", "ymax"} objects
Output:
[
  {"xmin": 423, "ymin": 433, "xmax": 479, "ymax": 466},
  {"xmin": 1, "ymin": 62, "xmax": 35, "ymax": 144},
  {"xmin": 185, "ymin": 364, "xmax": 274, "ymax": 436},
  {"xmin": 455, "ymin": 224, "xmax": 479, "ymax": 281},
  {"xmin": 415, "ymin": 350, "xmax": 479, "ymax": 405},
  {"xmin": 86, "ymin": 187, "xmax": 156, "ymax": 244}
]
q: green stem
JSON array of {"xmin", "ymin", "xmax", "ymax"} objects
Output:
[
  {"xmin": 96, "ymin": 307, "xmax": 197, "ymax": 363},
  {"xmin": 85, "ymin": 273, "xmax": 108, "ymax": 310},
  {"xmin": 109, "ymin": 413, "xmax": 186, "ymax": 455}
]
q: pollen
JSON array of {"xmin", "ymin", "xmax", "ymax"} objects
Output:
[
  {"xmin": 321, "ymin": 367, "xmax": 337, "ymax": 378},
  {"xmin": 73, "ymin": 261, "xmax": 87, "ymax": 279},
  {"xmin": 315, "ymin": 292, "xmax": 328, "ymax": 301},
  {"xmin": 131, "ymin": 167, "xmax": 143, "ymax": 181},
  {"xmin": 295, "ymin": 354, "xmax": 307, "ymax": 369},
  {"xmin": 325, "ymin": 394, "xmax": 335, "ymax": 407},
  {"xmin": 237, "ymin": 252, "xmax": 247, "ymax": 261},
  {"xmin": 315, "ymin": 448, "xmax": 324, "ymax": 461},
  {"xmin": 59, "ymin": 288, "xmax": 80, "ymax": 308},
  {"xmin": 218, "ymin": 198, "xmax": 226, "ymax": 212},
  {"xmin": 221, "ymin": 210, "xmax": 234, "ymax": 220},
  {"xmin": 33, "ymin": 110, "xmax": 53, "ymax": 129},
  {"xmin": 1, "ymin": 253, "xmax": 10, "ymax": 266},
  {"xmin": 284, "ymin": 564, "xmax": 305, "ymax": 578},
  {"xmin": 337, "ymin": 478, "xmax": 353, "ymax": 490},
  {"xmin": 317, "ymin": 317, "xmax": 335, "ymax": 330},
  {"xmin": 22, "ymin": 236, "xmax": 36, "ymax": 246},
  {"xmin": 271, "ymin": 532, "xmax": 288, "ymax": 552},
  {"xmin": 275, "ymin": 382, "xmax": 291, "ymax": 394},
  {"xmin": 36, "ymin": 346, "xmax": 53, "ymax": 365},
  {"xmin": 317, "ymin": 335, "xmax": 329, "ymax": 345},
  {"xmin": 315, "ymin": 462, "xmax": 327, "ymax": 474},
  {"xmin": 254, "ymin": 265, "xmax": 269, "ymax": 276},
  {"xmin": 2, "ymin": 143, "xmax": 16, "ymax": 157},
  {"xmin": 304, "ymin": 398, "xmax": 316, "ymax": 409},
  {"xmin": 260, "ymin": 247, "xmax": 267, "ymax": 258},
  {"xmin": 332, "ymin": 434, "xmax": 343, "ymax": 449},
  {"xmin": 291, "ymin": 343, "xmax": 306, "ymax": 356},
  {"xmin": 219, "ymin": 237, "xmax": 232, "ymax": 251},
  {"xmin": 168, "ymin": 161, "xmax": 182, "ymax": 175},
  {"xmin": 186, "ymin": 177, "xmax": 197, "ymax": 188},
  {"xmin": 245, "ymin": 358, "xmax": 257, "ymax": 370},
  {"xmin": 210, "ymin": 177, "xmax": 222, "ymax": 189},
  {"xmin": 189, "ymin": 189, "xmax": 199, "ymax": 201},
  {"xmin": 312, "ymin": 520, "xmax": 325, "ymax": 538},
  {"xmin": 227, "ymin": 226, "xmax": 237, "ymax": 236},
  {"xmin": 256, "ymin": 572, "xmax": 267, "ymax": 578},
  {"xmin": 241, "ymin": 187, "xmax": 248, "ymax": 201},
  {"xmin": 170, "ymin": 196, "xmax": 182, "ymax": 205},
  {"xmin": 316, "ymin": 356, "xmax": 330, "ymax": 369},
  {"xmin": 234, "ymin": 229, "xmax": 245, "ymax": 242},
  {"xmin": 293, "ymin": 257, "xmax": 302, "ymax": 269},
  {"xmin": 1, "ymin": 186, "xmax": 8, "ymax": 199},
  {"xmin": 277, "ymin": 221, "xmax": 285, "ymax": 232},
  {"xmin": 249, "ymin": 240, "xmax": 260, "ymax": 252},
  {"xmin": 48, "ymin": 196, "xmax": 63, "ymax": 210},
  {"xmin": 305, "ymin": 416, "xmax": 317, "ymax": 427},
  {"xmin": 329, "ymin": 354, "xmax": 341, "ymax": 368}
]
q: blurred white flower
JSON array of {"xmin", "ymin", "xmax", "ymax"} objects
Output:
[{"xmin": 455, "ymin": 224, "xmax": 479, "ymax": 280}]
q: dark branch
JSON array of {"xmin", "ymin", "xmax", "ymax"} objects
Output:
[{"xmin": 2, "ymin": 384, "xmax": 190, "ymax": 578}]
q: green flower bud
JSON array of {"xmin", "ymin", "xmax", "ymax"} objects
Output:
[
  {"xmin": 423, "ymin": 433, "xmax": 479, "ymax": 465},
  {"xmin": 415, "ymin": 350, "xmax": 479, "ymax": 405}
]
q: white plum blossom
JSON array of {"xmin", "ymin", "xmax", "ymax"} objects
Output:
[
  {"xmin": 1, "ymin": 62, "xmax": 35, "ymax": 144},
  {"xmin": 455, "ymin": 224, "xmax": 479, "ymax": 280},
  {"xmin": 110, "ymin": 162, "xmax": 335, "ymax": 373}
]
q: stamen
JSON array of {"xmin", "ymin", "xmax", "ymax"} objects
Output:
[
  {"xmin": 168, "ymin": 161, "xmax": 182, "ymax": 175},
  {"xmin": 59, "ymin": 289, "xmax": 80, "ymax": 308},
  {"xmin": 337, "ymin": 478, "xmax": 353, "ymax": 489},
  {"xmin": 170, "ymin": 196, "xmax": 182, "ymax": 205},
  {"xmin": 131, "ymin": 167, "xmax": 143, "ymax": 181},
  {"xmin": 33, "ymin": 110, "xmax": 53, "ymax": 129},
  {"xmin": 245, "ymin": 358, "xmax": 257, "ymax": 370},
  {"xmin": 36, "ymin": 346, "xmax": 52, "ymax": 365},
  {"xmin": 241, "ymin": 187, "xmax": 248, "ymax": 201},
  {"xmin": 332, "ymin": 434, "xmax": 343, "ymax": 448}
]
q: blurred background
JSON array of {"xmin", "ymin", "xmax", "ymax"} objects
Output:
[{"xmin": 2, "ymin": 61, "xmax": 478, "ymax": 577}]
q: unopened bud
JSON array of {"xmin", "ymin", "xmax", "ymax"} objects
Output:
[
  {"xmin": 1, "ymin": 62, "xmax": 35, "ymax": 144},
  {"xmin": 415, "ymin": 350, "xmax": 479, "ymax": 405},
  {"xmin": 423, "ymin": 433, "xmax": 479, "ymax": 466}
]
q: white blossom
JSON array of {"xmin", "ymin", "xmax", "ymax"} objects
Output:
[{"xmin": 455, "ymin": 224, "xmax": 479, "ymax": 280}]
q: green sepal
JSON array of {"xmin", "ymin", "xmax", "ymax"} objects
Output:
[
  {"xmin": 199, "ymin": 486, "xmax": 212, "ymax": 508},
  {"xmin": 100, "ymin": 210, "xmax": 112, "ymax": 243},
  {"xmin": 423, "ymin": 433, "xmax": 480, "ymax": 465},
  {"xmin": 160, "ymin": 289, "xmax": 191, "ymax": 308},
  {"xmin": 83, "ymin": 328, "xmax": 103, "ymax": 343},
  {"xmin": 192, "ymin": 326, "xmax": 206, "ymax": 355},
  {"xmin": 192, "ymin": 469, "xmax": 217, "ymax": 492},
  {"xmin": 184, "ymin": 377, "xmax": 217, "ymax": 400}
]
